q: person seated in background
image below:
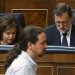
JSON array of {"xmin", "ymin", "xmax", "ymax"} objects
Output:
[
  {"xmin": 4, "ymin": 25, "xmax": 47, "ymax": 75},
  {"xmin": 0, "ymin": 15, "xmax": 21, "ymax": 45},
  {"xmin": 44, "ymin": 3, "xmax": 75, "ymax": 47}
]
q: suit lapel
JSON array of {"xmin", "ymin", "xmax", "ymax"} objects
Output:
[
  {"xmin": 54, "ymin": 26, "xmax": 61, "ymax": 45},
  {"xmin": 70, "ymin": 24, "xmax": 75, "ymax": 47}
]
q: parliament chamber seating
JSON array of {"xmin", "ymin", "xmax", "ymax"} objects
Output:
[
  {"xmin": 0, "ymin": 45, "xmax": 75, "ymax": 75},
  {"xmin": 0, "ymin": 13, "xmax": 25, "ymax": 29},
  {"xmin": 1, "ymin": 11, "xmax": 75, "ymax": 75}
]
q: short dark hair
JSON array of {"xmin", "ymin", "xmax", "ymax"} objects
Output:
[{"xmin": 53, "ymin": 3, "xmax": 73, "ymax": 17}]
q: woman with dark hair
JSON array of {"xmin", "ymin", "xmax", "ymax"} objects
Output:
[
  {"xmin": 0, "ymin": 15, "xmax": 21, "ymax": 45},
  {"xmin": 4, "ymin": 25, "xmax": 47, "ymax": 75}
]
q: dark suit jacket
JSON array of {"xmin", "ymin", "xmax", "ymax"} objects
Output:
[{"xmin": 44, "ymin": 24, "xmax": 75, "ymax": 47}]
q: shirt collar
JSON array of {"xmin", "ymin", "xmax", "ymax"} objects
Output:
[
  {"xmin": 67, "ymin": 23, "xmax": 72, "ymax": 35},
  {"xmin": 21, "ymin": 51, "xmax": 37, "ymax": 66}
]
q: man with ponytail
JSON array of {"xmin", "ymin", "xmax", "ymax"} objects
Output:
[{"xmin": 4, "ymin": 25, "xmax": 47, "ymax": 75}]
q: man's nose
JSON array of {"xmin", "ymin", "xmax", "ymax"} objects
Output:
[
  {"xmin": 59, "ymin": 23, "xmax": 64, "ymax": 28},
  {"xmin": 45, "ymin": 43, "xmax": 47, "ymax": 48}
]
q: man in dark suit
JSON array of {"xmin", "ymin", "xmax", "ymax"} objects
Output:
[{"xmin": 44, "ymin": 3, "xmax": 75, "ymax": 47}]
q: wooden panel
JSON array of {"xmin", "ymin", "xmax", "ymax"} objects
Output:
[
  {"xmin": 58, "ymin": 67, "xmax": 75, "ymax": 75},
  {"xmin": 12, "ymin": 9, "xmax": 48, "ymax": 28},
  {"xmin": 0, "ymin": 65, "xmax": 6, "ymax": 74},
  {"xmin": 53, "ymin": 54, "xmax": 75, "ymax": 62},
  {"xmin": 0, "ymin": 0, "xmax": 5, "ymax": 13},
  {"xmin": 0, "ymin": 52, "xmax": 7, "ymax": 74},
  {"xmin": 55, "ymin": 1, "xmax": 75, "ymax": 9},
  {"xmin": 37, "ymin": 54, "xmax": 75, "ymax": 62},
  {"xmin": 0, "ymin": 53, "xmax": 6, "ymax": 74},
  {"xmin": 5, "ymin": 0, "xmax": 55, "ymax": 27},
  {"xmin": 4, "ymin": 0, "xmax": 75, "ymax": 27},
  {"xmin": 1, "ymin": 52, "xmax": 75, "ymax": 75},
  {"xmin": 37, "ymin": 66, "xmax": 53, "ymax": 75},
  {"xmin": 0, "ymin": 53, "xmax": 7, "ymax": 60}
]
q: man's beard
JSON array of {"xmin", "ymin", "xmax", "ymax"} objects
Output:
[
  {"xmin": 57, "ymin": 26, "xmax": 69, "ymax": 34},
  {"xmin": 32, "ymin": 49, "xmax": 46, "ymax": 57}
]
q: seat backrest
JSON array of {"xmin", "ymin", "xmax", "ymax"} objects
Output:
[
  {"xmin": 72, "ymin": 10, "xmax": 75, "ymax": 24},
  {"xmin": 0, "ymin": 13, "xmax": 25, "ymax": 29}
]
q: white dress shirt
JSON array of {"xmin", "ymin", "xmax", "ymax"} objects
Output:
[
  {"xmin": 5, "ymin": 51, "xmax": 37, "ymax": 75},
  {"xmin": 60, "ymin": 24, "xmax": 72, "ymax": 46}
]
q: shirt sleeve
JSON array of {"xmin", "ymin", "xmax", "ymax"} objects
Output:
[{"xmin": 14, "ymin": 65, "xmax": 34, "ymax": 75}]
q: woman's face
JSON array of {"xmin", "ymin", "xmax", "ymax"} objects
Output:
[{"xmin": 1, "ymin": 27, "xmax": 16, "ymax": 45}]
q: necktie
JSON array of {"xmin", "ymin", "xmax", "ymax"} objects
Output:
[{"xmin": 62, "ymin": 33, "xmax": 68, "ymax": 46}]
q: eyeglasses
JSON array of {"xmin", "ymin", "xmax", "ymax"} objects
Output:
[{"xmin": 55, "ymin": 21, "xmax": 68, "ymax": 25}]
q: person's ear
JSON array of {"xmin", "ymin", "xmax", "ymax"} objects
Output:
[
  {"xmin": 28, "ymin": 42, "xmax": 33, "ymax": 50},
  {"xmin": 71, "ymin": 14, "xmax": 74, "ymax": 22}
]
